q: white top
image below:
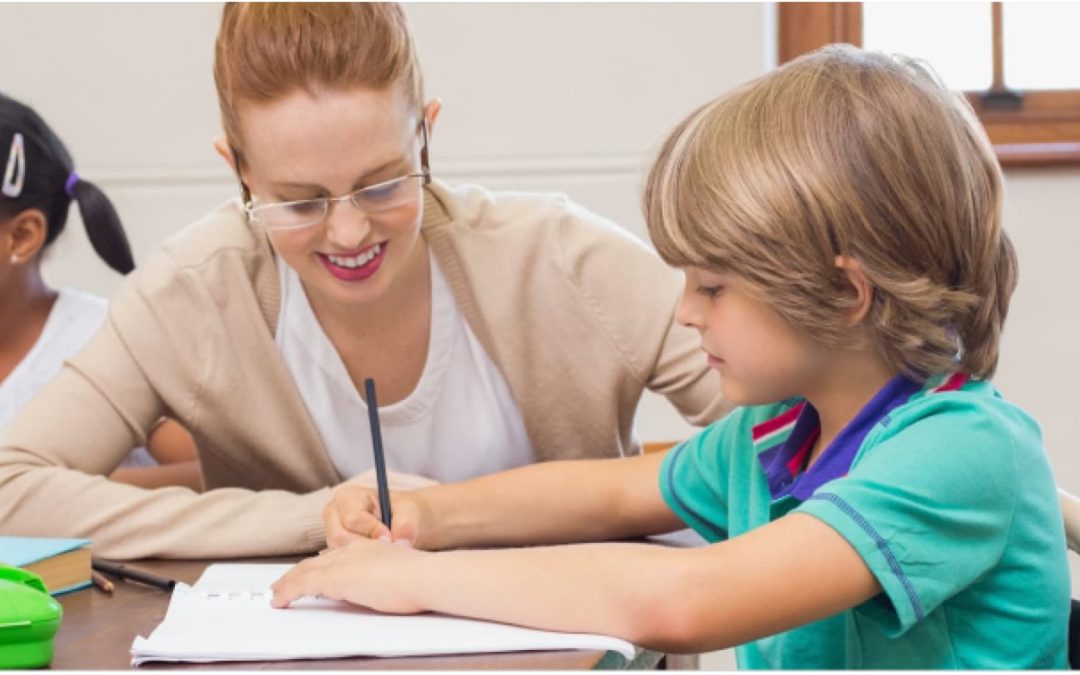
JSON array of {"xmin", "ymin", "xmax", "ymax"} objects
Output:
[
  {"xmin": 275, "ymin": 251, "xmax": 533, "ymax": 482},
  {"xmin": 0, "ymin": 288, "xmax": 155, "ymax": 468}
]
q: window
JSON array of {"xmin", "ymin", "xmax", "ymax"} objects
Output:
[{"xmin": 778, "ymin": 2, "xmax": 1080, "ymax": 167}]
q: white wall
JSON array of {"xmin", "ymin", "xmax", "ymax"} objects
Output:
[
  {"xmin": 997, "ymin": 168, "xmax": 1080, "ymax": 495},
  {"xmin": 0, "ymin": 2, "xmax": 767, "ymax": 447},
  {"xmin": 2, "ymin": 3, "xmax": 1078, "ymax": 667},
  {"xmin": 2, "ymin": 3, "xmax": 232, "ymax": 296}
]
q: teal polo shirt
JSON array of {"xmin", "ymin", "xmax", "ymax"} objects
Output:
[{"xmin": 660, "ymin": 373, "xmax": 1069, "ymax": 669}]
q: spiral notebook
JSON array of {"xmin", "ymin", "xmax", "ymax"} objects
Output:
[{"xmin": 130, "ymin": 563, "xmax": 634, "ymax": 665}]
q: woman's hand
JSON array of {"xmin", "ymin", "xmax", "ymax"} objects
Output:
[
  {"xmin": 323, "ymin": 482, "xmax": 434, "ymax": 550},
  {"xmin": 271, "ymin": 539, "xmax": 425, "ymax": 614}
]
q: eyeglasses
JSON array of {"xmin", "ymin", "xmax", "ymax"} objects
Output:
[{"xmin": 239, "ymin": 120, "xmax": 431, "ymax": 231}]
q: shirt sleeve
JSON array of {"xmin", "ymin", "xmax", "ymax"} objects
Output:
[
  {"xmin": 553, "ymin": 203, "xmax": 729, "ymax": 428},
  {"xmin": 658, "ymin": 408, "xmax": 754, "ymax": 542},
  {"xmin": 0, "ymin": 250, "xmax": 329, "ymax": 560},
  {"xmin": 795, "ymin": 397, "xmax": 1022, "ymax": 635}
]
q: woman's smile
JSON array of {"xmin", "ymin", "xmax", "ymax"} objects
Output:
[{"xmin": 317, "ymin": 241, "xmax": 387, "ymax": 282}]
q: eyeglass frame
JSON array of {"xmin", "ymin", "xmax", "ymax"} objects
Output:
[{"xmin": 233, "ymin": 118, "xmax": 432, "ymax": 230}]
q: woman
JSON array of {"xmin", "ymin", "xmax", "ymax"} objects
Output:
[
  {"xmin": 0, "ymin": 92, "xmax": 202, "ymax": 492},
  {"xmin": 0, "ymin": 3, "xmax": 723, "ymax": 559}
]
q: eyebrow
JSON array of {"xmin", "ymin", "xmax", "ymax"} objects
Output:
[{"xmin": 269, "ymin": 156, "xmax": 408, "ymax": 192}]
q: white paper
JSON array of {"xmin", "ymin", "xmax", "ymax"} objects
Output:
[{"xmin": 130, "ymin": 563, "xmax": 634, "ymax": 665}]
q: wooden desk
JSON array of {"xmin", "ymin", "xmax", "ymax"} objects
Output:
[{"xmin": 52, "ymin": 559, "xmax": 662, "ymax": 670}]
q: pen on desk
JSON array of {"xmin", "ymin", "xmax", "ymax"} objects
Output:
[
  {"xmin": 91, "ymin": 569, "xmax": 114, "ymax": 594},
  {"xmin": 364, "ymin": 377, "xmax": 393, "ymax": 529},
  {"xmin": 91, "ymin": 557, "xmax": 177, "ymax": 591}
]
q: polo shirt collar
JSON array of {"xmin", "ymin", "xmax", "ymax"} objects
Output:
[{"xmin": 755, "ymin": 374, "xmax": 925, "ymax": 501}]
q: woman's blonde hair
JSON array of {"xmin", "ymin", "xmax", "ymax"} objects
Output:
[
  {"xmin": 213, "ymin": 2, "xmax": 423, "ymax": 160},
  {"xmin": 645, "ymin": 44, "xmax": 1016, "ymax": 381}
]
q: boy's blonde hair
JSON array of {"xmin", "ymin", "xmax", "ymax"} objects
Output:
[
  {"xmin": 213, "ymin": 2, "xmax": 423, "ymax": 160},
  {"xmin": 645, "ymin": 44, "xmax": 1016, "ymax": 381}
]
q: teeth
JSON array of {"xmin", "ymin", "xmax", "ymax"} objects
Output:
[{"xmin": 328, "ymin": 243, "xmax": 381, "ymax": 269}]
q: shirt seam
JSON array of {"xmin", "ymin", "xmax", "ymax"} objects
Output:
[
  {"xmin": 808, "ymin": 491, "xmax": 926, "ymax": 621},
  {"xmin": 132, "ymin": 245, "xmax": 217, "ymax": 432},
  {"xmin": 940, "ymin": 600, "xmax": 962, "ymax": 668},
  {"xmin": 999, "ymin": 425, "xmax": 1021, "ymax": 567},
  {"xmin": 156, "ymin": 199, "xmax": 264, "ymax": 272},
  {"xmin": 174, "ymin": 264, "xmax": 211, "ymax": 432},
  {"xmin": 555, "ymin": 208, "xmax": 651, "ymax": 386}
]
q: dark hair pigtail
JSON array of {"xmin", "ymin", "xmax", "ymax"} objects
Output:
[
  {"xmin": 69, "ymin": 178, "xmax": 135, "ymax": 274},
  {"xmin": 2, "ymin": 91, "xmax": 135, "ymax": 275}
]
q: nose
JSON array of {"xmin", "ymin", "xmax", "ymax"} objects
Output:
[
  {"xmin": 323, "ymin": 199, "xmax": 371, "ymax": 250},
  {"xmin": 675, "ymin": 279, "xmax": 704, "ymax": 332}
]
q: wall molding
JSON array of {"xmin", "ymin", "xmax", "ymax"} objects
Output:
[{"xmin": 87, "ymin": 156, "xmax": 645, "ymax": 188}]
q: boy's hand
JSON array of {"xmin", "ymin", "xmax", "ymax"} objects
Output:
[
  {"xmin": 270, "ymin": 540, "xmax": 425, "ymax": 614},
  {"xmin": 323, "ymin": 484, "xmax": 432, "ymax": 550}
]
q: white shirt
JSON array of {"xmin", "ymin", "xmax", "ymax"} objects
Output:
[
  {"xmin": 275, "ymin": 251, "xmax": 533, "ymax": 482},
  {"xmin": 0, "ymin": 288, "xmax": 155, "ymax": 468}
]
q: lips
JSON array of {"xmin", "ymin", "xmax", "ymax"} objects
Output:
[
  {"xmin": 702, "ymin": 348, "xmax": 723, "ymax": 368},
  {"xmin": 317, "ymin": 241, "xmax": 387, "ymax": 282}
]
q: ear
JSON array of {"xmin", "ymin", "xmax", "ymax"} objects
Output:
[
  {"xmin": 422, "ymin": 98, "xmax": 443, "ymax": 138},
  {"xmin": 212, "ymin": 135, "xmax": 239, "ymax": 173},
  {"xmin": 835, "ymin": 255, "xmax": 874, "ymax": 327},
  {"xmin": 2, "ymin": 208, "xmax": 48, "ymax": 265}
]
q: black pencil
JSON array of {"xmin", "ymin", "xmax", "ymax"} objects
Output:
[
  {"xmin": 364, "ymin": 378, "xmax": 393, "ymax": 529},
  {"xmin": 91, "ymin": 558, "xmax": 176, "ymax": 591}
]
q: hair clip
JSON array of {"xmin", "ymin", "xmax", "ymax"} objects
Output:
[{"xmin": 2, "ymin": 132, "xmax": 26, "ymax": 198}]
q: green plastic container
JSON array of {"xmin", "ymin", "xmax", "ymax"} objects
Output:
[{"xmin": 0, "ymin": 566, "xmax": 63, "ymax": 668}]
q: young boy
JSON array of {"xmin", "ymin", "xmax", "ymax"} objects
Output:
[{"xmin": 271, "ymin": 45, "xmax": 1069, "ymax": 669}]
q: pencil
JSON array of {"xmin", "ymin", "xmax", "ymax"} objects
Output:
[
  {"xmin": 364, "ymin": 378, "xmax": 393, "ymax": 529},
  {"xmin": 91, "ymin": 570, "xmax": 114, "ymax": 593},
  {"xmin": 91, "ymin": 557, "xmax": 177, "ymax": 591}
]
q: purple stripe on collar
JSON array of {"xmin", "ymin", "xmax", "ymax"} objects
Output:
[{"xmin": 758, "ymin": 374, "xmax": 923, "ymax": 501}]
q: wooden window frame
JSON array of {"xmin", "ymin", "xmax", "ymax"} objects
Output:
[{"xmin": 778, "ymin": 2, "xmax": 1080, "ymax": 168}]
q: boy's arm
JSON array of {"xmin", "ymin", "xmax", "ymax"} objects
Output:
[
  {"xmin": 428, "ymin": 450, "xmax": 684, "ymax": 549},
  {"xmin": 274, "ymin": 512, "xmax": 880, "ymax": 653},
  {"xmin": 328, "ymin": 450, "xmax": 685, "ymax": 550}
]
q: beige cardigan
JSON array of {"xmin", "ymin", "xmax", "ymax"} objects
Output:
[{"xmin": 0, "ymin": 182, "xmax": 724, "ymax": 559}]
